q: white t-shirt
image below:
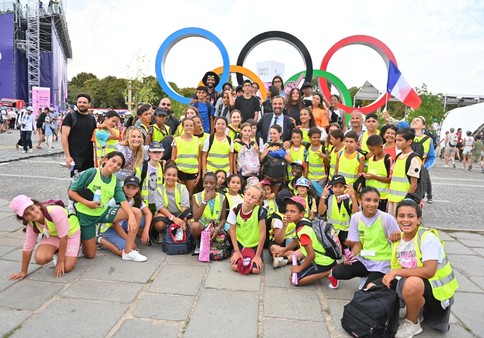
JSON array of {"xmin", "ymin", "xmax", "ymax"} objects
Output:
[{"xmin": 397, "ymin": 232, "xmax": 444, "ymax": 268}]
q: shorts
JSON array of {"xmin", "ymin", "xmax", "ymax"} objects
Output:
[
  {"xmin": 268, "ymin": 238, "xmax": 296, "ymax": 252},
  {"xmin": 40, "ymin": 230, "xmax": 81, "ymax": 257},
  {"xmin": 102, "ymin": 216, "xmax": 146, "ymax": 250},
  {"xmin": 462, "ymin": 146, "xmax": 473, "ymax": 155},
  {"xmin": 178, "ymin": 171, "xmax": 198, "ymax": 181},
  {"xmin": 444, "ymin": 146, "xmax": 456, "ymax": 156},
  {"xmin": 296, "ymin": 261, "xmax": 336, "ymax": 282},
  {"xmin": 78, "ymin": 206, "xmax": 121, "ymax": 241}
]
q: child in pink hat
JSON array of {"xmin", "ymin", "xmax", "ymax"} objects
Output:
[{"xmin": 9, "ymin": 195, "xmax": 81, "ymax": 279}]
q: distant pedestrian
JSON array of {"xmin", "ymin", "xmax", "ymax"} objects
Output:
[{"xmin": 20, "ymin": 106, "xmax": 36, "ymax": 153}]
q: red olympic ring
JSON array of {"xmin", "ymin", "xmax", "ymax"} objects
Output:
[{"xmin": 319, "ymin": 35, "xmax": 397, "ymax": 114}]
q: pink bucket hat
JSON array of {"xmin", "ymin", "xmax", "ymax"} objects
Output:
[{"xmin": 10, "ymin": 195, "xmax": 34, "ymax": 217}]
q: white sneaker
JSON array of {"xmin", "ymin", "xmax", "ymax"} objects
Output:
[
  {"xmin": 122, "ymin": 249, "xmax": 147, "ymax": 262},
  {"xmin": 272, "ymin": 256, "xmax": 288, "ymax": 268},
  {"xmin": 28, "ymin": 149, "xmax": 33, "ymax": 153},
  {"xmin": 443, "ymin": 164, "xmax": 449, "ymax": 168},
  {"xmin": 395, "ymin": 318, "xmax": 423, "ymax": 338}
]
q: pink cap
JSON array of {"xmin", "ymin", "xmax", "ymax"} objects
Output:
[
  {"xmin": 284, "ymin": 195, "xmax": 307, "ymax": 210},
  {"xmin": 260, "ymin": 179, "xmax": 272, "ymax": 186},
  {"xmin": 10, "ymin": 195, "xmax": 34, "ymax": 217}
]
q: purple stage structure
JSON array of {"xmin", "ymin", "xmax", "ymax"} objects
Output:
[{"xmin": 0, "ymin": 1, "xmax": 71, "ymax": 111}]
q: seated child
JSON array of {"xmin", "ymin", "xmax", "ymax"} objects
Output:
[
  {"xmin": 294, "ymin": 177, "xmax": 317, "ymax": 220},
  {"xmin": 280, "ymin": 196, "xmax": 337, "ymax": 286},
  {"xmin": 98, "ymin": 176, "xmax": 151, "ymax": 261},
  {"xmin": 228, "ymin": 185, "xmax": 267, "ymax": 275}
]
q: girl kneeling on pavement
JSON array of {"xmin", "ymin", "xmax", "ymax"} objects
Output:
[
  {"xmin": 98, "ymin": 176, "xmax": 152, "ymax": 257},
  {"xmin": 369, "ymin": 199, "xmax": 459, "ymax": 338},
  {"xmin": 9, "ymin": 195, "xmax": 80, "ymax": 279},
  {"xmin": 228, "ymin": 184, "xmax": 267, "ymax": 275},
  {"xmin": 68, "ymin": 151, "xmax": 146, "ymax": 262}
]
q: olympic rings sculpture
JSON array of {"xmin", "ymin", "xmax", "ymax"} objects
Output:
[{"xmin": 155, "ymin": 28, "xmax": 401, "ymax": 113}]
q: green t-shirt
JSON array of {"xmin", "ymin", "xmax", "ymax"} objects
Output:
[
  {"xmin": 472, "ymin": 140, "xmax": 483, "ymax": 157},
  {"xmin": 70, "ymin": 168, "xmax": 126, "ymax": 203}
]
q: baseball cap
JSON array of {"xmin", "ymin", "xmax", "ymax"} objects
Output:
[
  {"xmin": 237, "ymin": 247, "xmax": 255, "ymax": 275},
  {"xmin": 148, "ymin": 142, "xmax": 164, "ymax": 152},
  {"xmin": 44, "ymin": 116, "xmax": 51, "ymax": 123},
  {"xmin": 295, "ymin": 177, "xmax": 310, "ymax": 188},
  {"xmin": 26, "ymin": 106, "xmax": 33, "ymax": 111},
  {"xmin": 260, "ymin": 179, "xmax": 272, "ymax": 186},
  {"xmin": 330, "ymin": 174, "xmax": 346, "ymax": 186},
  {"xmin": 283, "ymin": 195, "xmax": 306, "ymax": 210},
  {"xmin": 124, "ymin": 175, "xmax": 140, "ymax": 188},
  {"xmin": 301, "ymin": 81, "xmax": 312, "ymax": 90},
  {"xmin": 290, "ymin": 160, "xmax": 303, "ymax": 167},
  {"xmin": 10, "ymin": 195, "xmax": 34, "ymax": 217},
  {"xmin": 155, "ymin": 107, "xmax": 168, "ymax": 116}
]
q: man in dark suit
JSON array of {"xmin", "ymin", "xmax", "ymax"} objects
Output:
[{"xmin": 257, "ymin": 96, "xmax": 294, "ymax": 143}]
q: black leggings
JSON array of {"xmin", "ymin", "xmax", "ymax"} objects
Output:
[{"xmin": 332, "ymin": 260, "xmax": 385, "ymax": 288}]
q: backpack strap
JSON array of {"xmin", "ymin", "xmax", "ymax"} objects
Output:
[{"xmin": 138, "ymin": 160, "xmax": 149, "ymax": 187}]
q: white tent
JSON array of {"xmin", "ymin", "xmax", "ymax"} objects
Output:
[{"xmin": 440, "ymin": 102, "xmax": 484, "ymax": 141}]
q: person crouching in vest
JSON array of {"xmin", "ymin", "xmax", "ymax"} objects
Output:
[
  {"xmin": 228, "ymin": 184, "xmax": 267, "ymax": 275},
  {"xmin": 68, "ymin": 151, "xmax": 146, "ymax": 262},
  {"xmin": 9, "ymin": 195, "xmax": 81, "ymax": 279},
  {"xmin": 190, "ymin": 172, "xmax": 227, "ymax": 255},
  {"xmin": 281, "ymin": 196, "xmax": 336, "ymax": 286},
  {"xmin": 368, "ymin": 199, "xmax": 458, "ymax": 338}
]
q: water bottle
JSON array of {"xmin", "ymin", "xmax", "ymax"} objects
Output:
[
  {"xmin": 93, "ymin": 189, "xmax": 102, "ymax": 203},
  {"xmin": 175, "ymin": 227, "xmax": 183, "ymax": 241},
  {"xmin": 69, "ymin": 160, "xmax": 75, "ymax": 173}
]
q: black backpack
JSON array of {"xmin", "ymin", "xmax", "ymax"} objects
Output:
[
  {"xmin": 410, "ymin": 135, "xmax": 430, "ymax": 159},
  {"xmin": 396, "ymin": 152, "xmax": 427, "ymax": 200},
  {"xmin": 342, "ymin": 285, "xmax": 400, "ymax": 337},
  {"xmin": 261, "ymin": 145, "xmax": 287, "ymax": 182}
]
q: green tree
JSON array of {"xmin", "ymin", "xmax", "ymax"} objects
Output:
[{"xmin": 406, "ymin": 84, "xmax": 445, "ymax": 128}]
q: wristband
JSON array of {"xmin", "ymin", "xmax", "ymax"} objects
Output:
[
  {"xmin": 202, "ymin": 200, "xmax": 208, "ymax": 205},
  {"xmin": 169, "ymin": 215, "xmax": 174, "ymax": 221}
]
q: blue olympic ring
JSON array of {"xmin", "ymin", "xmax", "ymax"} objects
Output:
[{"xmin": 155, "ymin": 27, "xmax": 230, "ymax": 105}]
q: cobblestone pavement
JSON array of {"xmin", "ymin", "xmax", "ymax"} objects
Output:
[{"xmin": 0, "ymin": 130, "xmax": 483, "ymax": 337}]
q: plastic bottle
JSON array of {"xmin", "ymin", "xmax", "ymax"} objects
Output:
[
  {"xmin": 175, "ymin": 227, "xmax": 183, "ymax": 241},
  {"xmin": 69, "ymin": 160, "xmax": 75, "ymax": 173},
  {"xmin": 93, "ymin": 189, "xmax": 102, "ymax": 203},
  {"xmin": 291, "ymin": 253, "xmax": 298, "ymax": 285}
]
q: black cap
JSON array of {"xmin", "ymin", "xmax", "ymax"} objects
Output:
[
  {"xmin": 301, "ymin": 81, "xmax": 312, "ymax": 90},
  {"xmin": 124, "ymin": 175, "xmax": 140, "ymax": 188},
  {"xmin": 330, "ymin": 174, "xmax": 346, "ymax": 185},
  {"xmin": 155, "ymin": 107, "xmax": 168, "ymax": 116}
]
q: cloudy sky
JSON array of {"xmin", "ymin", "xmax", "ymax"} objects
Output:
[{"xmin": 62, "ymin": 0, "xmax": 484, "ymax": 97}]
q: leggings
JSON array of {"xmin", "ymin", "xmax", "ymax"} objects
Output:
[{"xmin": 332, "ymin": 259, "xmax": 385, "ymax": 288}]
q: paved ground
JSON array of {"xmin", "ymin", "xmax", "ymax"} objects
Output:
[{"xmin": 0, "ymin": 130, "xmax": 483, "ymax": 337}]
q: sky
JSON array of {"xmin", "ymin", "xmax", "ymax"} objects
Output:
[{"xmin": 61, "ymin": 0, "xmax": 484, "ymax": 98}]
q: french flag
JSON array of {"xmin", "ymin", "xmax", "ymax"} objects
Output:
[{"xmin": 386, "ymin": 61, "xmax": 421, "ymax": 109}]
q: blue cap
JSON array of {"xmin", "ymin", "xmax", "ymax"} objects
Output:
[
  {"xmin": 148, "ymin": 142, "xmax": 164, "ymax": 152},
  {"xmin": 295, "ymin": 177, "xmax": 311, "ymax": 188}
]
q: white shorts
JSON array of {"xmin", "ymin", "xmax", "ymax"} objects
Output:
[{"xmin": 462, "ymin": 146, "xmax": 473, "ymax": 155}]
